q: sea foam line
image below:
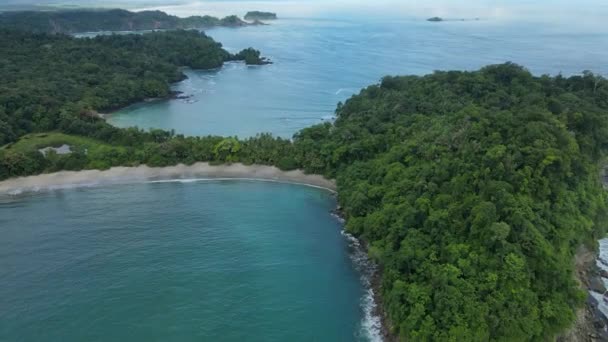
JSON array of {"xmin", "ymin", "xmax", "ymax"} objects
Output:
[
  {"xmin": 342, "ymin": 230, "xmax": 384, "ymax": 342},
  {"xmin": 0, "ymin": 163, "xmax": 337, "ymax": 196},
  {"xmin": 147, "ymin": 177, "xmax": 337, "ymax": 193}
]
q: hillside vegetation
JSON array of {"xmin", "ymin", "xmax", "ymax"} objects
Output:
[
  {"xmin": 1, "ymin": 22, "xmax": 608, "ymax": 340},
  {"xmin": 0, "ymin": 9, "xmax": 259, "ymax": 34},
  {"xmin": 0, "ymin": 29, "xmax": 265, "ymax": 146},
  {"xmin": 292, "ymin": 63, "xmax": 608, "ymax": 340}
]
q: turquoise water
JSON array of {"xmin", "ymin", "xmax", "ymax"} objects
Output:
[
  {"xmin": 5, "ymin": 3, "xmax": 608, "ymax": 341},
  {"xmin": 109, "ymin": 16, "xmax": 608, "ymax": 138},
  {"xmin": 0, "ymin": 181, "xmax": 377, "ymax": 341}
]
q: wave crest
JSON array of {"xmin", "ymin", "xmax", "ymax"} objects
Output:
[{"xmin": 342, "ymin": 230, "xmax": 384, "ymax": 342}]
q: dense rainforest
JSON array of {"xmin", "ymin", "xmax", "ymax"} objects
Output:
[
  {"xmin": 0, "ymin": 29, "xmax": 266, "ymax": 146},
  {"xmin": 0, "ymin": 9, "xmax": 262, "ymax": 34},
  {"xmin": 294, "ymin": 64, "xmax": 608, "ymax": 340},
  {"xmin": 1, "ymin": 24, "xmax": 608, "ymax": 341}
]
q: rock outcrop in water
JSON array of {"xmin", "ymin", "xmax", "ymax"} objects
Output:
[{"xmin": 232, "ymin": 48, "xmax": 273, "ymax": 65}]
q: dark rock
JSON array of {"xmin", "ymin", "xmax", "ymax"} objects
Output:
[
  {"xmin": 593, "ymin": 318, "xmax": 606, "ymax": 329},
  {"xmin": 589, "ymin": 293, "xmax": 601, "ymax": 306},
  {"xmin": 589, "ymin": 276, "xmax": 606, "ymax": 293}
]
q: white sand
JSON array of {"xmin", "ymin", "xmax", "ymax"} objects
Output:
[{"xmin": 0, "ymin": 163, "xmax": 336, "ymax": 195}]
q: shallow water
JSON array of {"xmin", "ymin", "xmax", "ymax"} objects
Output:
[
  {"xmin": 109, "ymin": 16, "xmax": 608, "ymax": 138},
  {"xmin": 0, "ymin": 181, "xmax": 380, "ymax": 341}
]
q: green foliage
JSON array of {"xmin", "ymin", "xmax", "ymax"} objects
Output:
[
  {"xmin": 0, "ymin": 131, "xmax": 299, "ymax": 179},
  {"xmin": 0, "ymin": 29, "xmax": 261, "ymax": 146},
  {"xmin": 0, "ymin": 28, "xmax": 606, "ymax": 341},
  {"xmin": 0, "ymin": 9, "xmax": 251, "ymax": 34},
  {"xmin": 2, "ymin": 132, "xmax": 108, "ymax": 153},
  {"xmin": 290, "ymin": 63, "xmax": 608, "ymax": 340},
  {"xmin": 214, "ymin": 138, "xmax": 241, "ymax": 162},
  {"xmin": 232, "ymin": 48, "xmax": 269, "ymax": 65}
]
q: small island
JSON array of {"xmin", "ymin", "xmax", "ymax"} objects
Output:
[
  {"xmin": 233, "ymin": 48, "xmax": 273, "ymax": 65},
  {"xmin": 244, "ymin": 11, "xmax": 278, "ymax": 21}
]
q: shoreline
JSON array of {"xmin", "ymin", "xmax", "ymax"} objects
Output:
[
  {"xmin": 560, "ymin": 243, "xmax": 608, "ymax": 340},
  {"xmin": 100, "ymin": 60, "xmax": 258, "ymax": 118},
  {"xmin": 333, "ymin": 208, "xmax": 394, "ymax": 342},
  {"xmin": 0, "ymin": 163, "xmax": 336, "ymax": 195},
  {"xmin": 0, "ymin": 162, "xmax": 394, "ymax": 339}
]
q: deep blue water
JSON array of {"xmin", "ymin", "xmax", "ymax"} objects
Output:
[
  {"xmin": 109, "ymin": 16, "xmax": 608, "ymax": 138},
  {"xmin": 0, "ymin": 181, "xmax": 375, "ymax": 341}
]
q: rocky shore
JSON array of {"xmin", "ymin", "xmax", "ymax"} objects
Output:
[{"xmin": 559, "ymin": 244, "xmax": 608, "ymax": 341}]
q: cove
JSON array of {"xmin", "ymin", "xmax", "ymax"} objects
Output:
[
  {"xmin": 108, "ymin": 17, "xmax": 608, "ymax": 137},
  {"xmin": 0, "ymin": 181, "xmax": 378, "ymax": 341}
]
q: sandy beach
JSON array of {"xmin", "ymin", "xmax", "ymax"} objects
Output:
[{"xmin": 0, "ymin": 163, "xmax": 336, "ymax": 195}]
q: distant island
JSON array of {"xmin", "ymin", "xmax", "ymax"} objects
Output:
[
  {"xmin": 0, "ymin": 9, "xmax": 266, "ymax": 34},
  {"xmin": 244, "ymin": 11, "xmax": 277, "ymax": 21},
  {"xmin": 427, "ymin": 16, "xmax": 481, "ymax": 22}
]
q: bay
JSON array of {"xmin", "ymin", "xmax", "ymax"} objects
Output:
[
  {"xmin": 109, "ymin": 16, "xmax": 608, "ymax": 137},
  {"xmin": 0, "ymin": 181, "xmax": 376, "ymax": 341}
]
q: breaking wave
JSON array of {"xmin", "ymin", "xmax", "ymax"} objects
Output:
[
  {"xmin": 341, "ymin": 229, "xmax": 384, "ymax": 342},
  {"xmin": 0, "ymin": 163, "xmax": 336, "ymax": 197}
]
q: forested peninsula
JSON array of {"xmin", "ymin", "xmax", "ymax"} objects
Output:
[
  {"xmin": 0, "ymin": 29, "xmax": 268, "ymax": 146},
  {"xmin": 1, "ymin": 19, "xmax": 608, "ymax": 341},
  {"xmin": 0, "ymin": 9, "xmax": 263, "ymax": 34}
]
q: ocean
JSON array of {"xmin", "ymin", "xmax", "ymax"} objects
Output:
[
  {"xmin": 3, "ymin": 1, "xmax": 608, "ymax": 340},
  {"xmin": 0, "ymin": 180, "xmax": 380, "ymax": 341},
  {"xmin": 108, "ymin": 14, "xmax": 608, "ymax": 138}
]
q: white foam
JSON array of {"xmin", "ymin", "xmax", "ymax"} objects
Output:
[
  {"xmin": 0, "ymin": 163, "xmax": 337, "ymax": 196},
  {"xmin": 593, "ymin": 237, "xmax": 608, "ymax": 326},
  {"xmin": 598, "ymin": 238, "xmax": 608, "ymax": 273},
  {"xmin": 7, "ymin": 188, "xmax": 24, "ymax": 196},
  {"xmin": 335, "ymin": 88, "xmax": 356, "ymax": 95},
  {"xmin": 342, "ymin": 230, "xmax": 384, "ymax": 342}
]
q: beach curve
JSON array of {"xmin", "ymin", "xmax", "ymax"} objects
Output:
[{"xmin": 0, "ymin": 163, "xmax": 336, "ymax": 195}]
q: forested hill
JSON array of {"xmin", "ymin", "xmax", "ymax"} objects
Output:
[
  {"xmin": 1, "ymin": 32, "xmax": 608, "ymax": 339},
  {"xmin": 292, "ymin": 64, "xmax": 608, "ymax": 340},
  {"xmin": 0, "ymin": 9, "xmax": 261, "ymax": 34},
  {"xmin": 0, "ymin": 29, "xmax": 266, "ymax": 145}
]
